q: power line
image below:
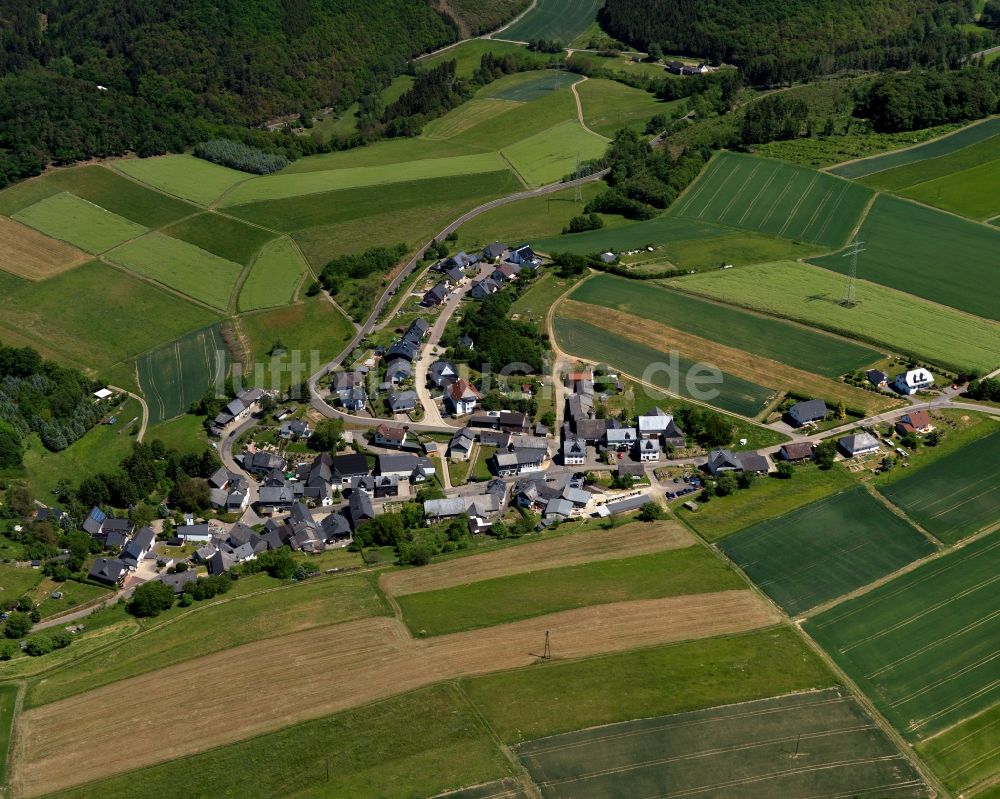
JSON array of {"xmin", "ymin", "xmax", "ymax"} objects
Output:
[{"xmin": 840, "ymin": 239, "xmax": 865, "ymax": 307}]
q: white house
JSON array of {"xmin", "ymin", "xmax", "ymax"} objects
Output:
[
  {"xmin": 446, "ymin": 379, "xmax": 480, "ymax": 416},
  {"xmin": 637, "ymin": 437, "xmax": 661, "ymax": 462},
  {"xmin": 562, "ymin": 438, "xmax": 586, "ymax": 466},
  {"xmin": 838, "ymin": 432, "xmax": 881, "ymax": 457},
  {"xmin": 894, "ymin": 369, "xmax": 934, "ymax": 395}
]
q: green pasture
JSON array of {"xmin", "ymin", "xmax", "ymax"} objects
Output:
[
  {"xmin": 281, "ymin": 137, "xmax": 484, "ymax": 174},
  {"xmin": 238, "ymin": 237, "xmax": 305, "ymax": 311},
  {"xmin": 0, "ymin": 165, "xmax": 197, "ymax": 228},
  {"xmin": 46, "ymin": 685, "xmax": 513, "ymax": 799},
  {"xmin": 811, "ymin": 194, "xmax": 1000, "ymax": 320},
  {"xmin": 0, "ymin": 684, "xmax": 17, "ymax": 785},
  {"xmin": 33, "ymin": 579, "xmax": 110, "ymax": 619},
  {"xmin": 502, "ymin": 119, "xmax": 607, "ymax": 186},
  {"xmin": 421, "ymin": 39, "xmax": 548, "ymax": 78},
  {"xmin": 0, "ymin": 563, "xmax": 43, "ymax": 599},
  {"xmin": 222, "ymin": 152, "xmax": 507, "ymax": 206},
  {"xmin": 509, "ymin": 271, "xmax": 585, "ymax": 322},
  {"xmin": 553, "ymin": 315, "xmax": 776, "ymax": 417},
  {"xmin": 674, "ymin": 261, "xmax": 1000, "ymax": 374},
  {"xmin": 805, "ymin": 530, "xmax": 1000, "ymax": 741},
  {"xmin": 13, "ymin": 192, "xmax": 147, "ymax": 254},
  {"xmin": 113, "ymin": 155, "xmax": 249, "ymax": 206},
  {"xmin": 670, "ymin": 152, "xmax": 872, "ymax": 248},
  {"xmin": 918, "ymin": 702, "xmax": 1000, "ymax": 797},
  {"xmin": 107, "ymin": 232, "xmax": 243, "ymax": 310},
  {"xmin": 161, "ymin": 212, "xmax": 276, "ymax": 265},
  {"xmin": 880, "ymin": 430, "xmax": 1000, "ymax": 544},
  {"xmin": 859, "ymin": 131, "xmax": 1000, "ymax": 192},
  {"xmin": 145, "ymin": 414, "xmax": 209, "ymax": 456},
  {"xmin": 639, "ymin": 228, "xmax": 824, "ymax": 271},
  {"xmin": 0, "ymin": 261, "xmax": 218, "ymax": 374},
  {"xmin": 482, "ymin": 69, "xmax": 580, "ymax": 102},
  {"xmin": 422, "ymin": 97, "xmax": 522, "ymax": 141},
  {"xmin": 900, "ymin": 157, "xmax": 1000, "ymax": 220},
  {"xmin": 535, "ymin": 213, "xmax": 749, "ymax": 255},
  {"xmin": 518, "ymin": 689, "xmax": 928, "ymax": 799},
  {"xmin": 576, "ymin": 77, "xmax": 672, "ymax": 137},
  {"xmin": 464, "ymin": 627, "xmax": 834, "ymax": 743},
  {"xmin": 830, "ymin": 117, "xmax": 1000, "ymax": 179},
  {"xmin": 570, "ymin": 52, "xmax": 674, "ymax": 82},
  {"xmin": 570, "ymin": 275, "xmax": 882, "ymax": 377},
  {"xmin": 136, "ymin": 325, "xmax": 229, "ymax": 424},
  {"xmin": 450, "ymin": 86, "xmax": 577, "ymax": 151},
  {"xmin": 28, "ymin": 573, "xmax": 387, "ymax": 708},
  {"xmin": 719, "ymin": 487, "xmax": 935, "ymax": 616},
  {"xmin": 681, "ymin": 464, "xmax": 858, "ymax": 541},
  {"xmin": 396, "ymin": 546, "xmax": 741, "ymax": 636},
  {"xmin": 497, "ymin": 0, "xmax": 603, "ymax": 43}
]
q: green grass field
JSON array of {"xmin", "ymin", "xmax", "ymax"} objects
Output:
[
  {"xmin": 238, "ymin": 299, "xmax": 355, "ymax": 390},
  {"xmin": 570, "ymin": 275, "xmax": 882, "ymax": 377},
  {"xmin": 112, "ymin": 155, "xmax": 250, "ymax": 206},
  {"xmin": 918, "ymin": 703, "xmax": 1000, "ymax": 797},
  {"xmin": 136, "ymin": 325, "xmax": 229, "ymax": 423},
  {"xmin": 0, "ymin": 165, "xmax": 198, "ymax": 228},
  {"xmin": 13, "ymin": 192, "xmax": 148, "ymax": 254},
  {"xmin": 880, "ymin": 430, "xmax": 1000, "ymax": 544},
  {"xmin": 681, "ymin": 464, "xmax": 858, "ymax": 541},
  {"xmin": 222, "ymin": 152, "xmax": 508, "ymax": 206},
  {"xmin": 637, "ymin": 229, "xmax": 824, "ymax": 271},
  {"xmin": 421, "ymin": 39, "xmax": 546, "ymax": 78},
  {"xmin": 497, "ymin": 0, "xmax": 603, "ymax": 43},
  {"xmin": 483, "ymin": 70, "xmax": 581, "ymax": 102},
  {"xmin": 32, "ymin": 579, "xmax": 110, "ymax": 618},
  {"xmin": 576, "ymin": 77, "xmax": 672, "ymax": 137},
  {"xmin": 553, "ymin": 315, "xmax": 777, "ymax": 417},
  {"xmin": 0, "ymin": 261, "xmax": 219, "ymax": 375},
  {"xmin": 145, "ymin": 414, "xmax": 209, "ymax": 455},
  {"xmin": 0, "ymin": 563, "xmax": 43, "ymax": 599},
  {"xmin": 899, "ymin": 157, "xmax": 1000, "ymax": 221},
  {"xmin": 502, "ymin": 119, "xmax": 607, "ymax": 186},
  {"xmin": 396, "ymin": 546, "xmax": 742, "ymax": 636},
  {"xmin": 282, "ymin": 137, "xmax": 482, "ymax": 174},
  {"xmin": 46, "ymin": 685, "xmax": 513, "ymax": 799},
  {"xmin": 107, "ymin": 232, "xmax": 243, "ymax": 310},
  {"xmin": 518, "ymin": 689, "xmax": 929, "ymax": 799},
  {"xmin": 463, "ymin": 627, "xmax": 834, "ymax": 743},
  {"xmin": 811, "ymin": 194, "xmax": 1000, "ymax": 320},
  {"xmin": 27, "ymin": 573, "xmax": 387, "ymax": 707},
  {"xmin": 719, "ymin": 487, "xmax": 935, "ymax": 616},
  {"xmin": 238, "ymin": 237, "xmax": 306, "ymax": 311},
  {"xmin": 451, "ymin": 85, "xmax": 578, "ymax": 151},
  {"xmin": 422, "ymin": 97, "xmax": 522, "ymax": 141},
  {"xmin": 670, "ymin": 152, "xmax": 872, "ymax": 248},
  {"xmin": 160, "ymin": 212, "xmax": 276, "ymax": 265},
  {"xmin": 805, "ymin": 530, "xmax": 1000, "ymax": 741},
  {"xmin": 0, "ymin": 684, "xmax": 17, "ymax": 786},
  {"xmin": 509, "ymin": 271, "xmax": 585, "ymax": 322},
  {"xmin": 830, "ymin": 117, "xmax": 1000, "ymax": 179},
  {"xmin": 674, "ymin": 261, "xmax": 1000, "ymax": 374},
  {"xmin": 859, "ymin": 132, "xmax": 1000, "ymax": 192}
]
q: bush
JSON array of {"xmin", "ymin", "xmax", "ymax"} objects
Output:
[
  {"xmin": 563, "ymin": 213, "xmax": 604, "ymax": 234},
  {"xmin": 3, "ymin": 611, "xmax": 32, "ymax": 639},
  {"xmin": 23, "ymin": 635, "xmax": 53, "ymax": 657},
  {"xmin": 194, "ymin": 139, "xmax": 288, "ymax": 174},
  {"xmin": 128, "ymin": 581, "xmax": 176, "ymax": 617},
  {"xmin": 637, "ymin": 502, "xmax": 666, "ymax": 521}
]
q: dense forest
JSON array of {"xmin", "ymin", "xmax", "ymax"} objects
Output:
[
  {"xmin": 598, "ymin": 0, "xmax": 995, "ymax": 86},
  {"xmin": 857, "ymin": 66, "xmax": 1000, "ymax": 130},
  {"xmin": 0, "ymin": 0, "xmax": 462, "ymax": 188}
]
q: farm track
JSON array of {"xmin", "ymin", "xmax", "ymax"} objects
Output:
[{"xmin": 15, "ymin": 591, "xmax": 776, "ymax": 797}]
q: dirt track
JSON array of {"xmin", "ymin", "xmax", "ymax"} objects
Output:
[
  {"xmin": 381, "ymin": 521, "xmax": 693, "ymax": 597},
  {"xmin": 15, "ymin": 591, "xmax": 777, "ymax": 797}
]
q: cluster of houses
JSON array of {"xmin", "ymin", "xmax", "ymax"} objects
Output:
[
  {"xmin": 424, "ymin": 242, "xmax": 540, "ymax": 305},
  {"xmin": 81, "ymin": 507, "xmax": 157, "ymax": 586},
  {"xmin": 665, "ymin": 61, "xmax": 714, "ymax": 76},
  {"xmin": 867, "ymin": 368, "xmax": 935, "ymax": 395},
  {"xmin": 210, "ymin": 388, "xmax": 266, "ymax": 437}
]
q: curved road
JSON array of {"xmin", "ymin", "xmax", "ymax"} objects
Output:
[{"xmin": 108, "ymin": 384, "xmax": 149, "ymax": 443}]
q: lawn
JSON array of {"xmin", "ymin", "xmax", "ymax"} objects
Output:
[
  {"xmin": 639, "ymin": 228, "xmax": 825, "ymax": 271},
  {"xmin": 238, "ymin": 299, "xmax": 355, "ymax": 391},
  {"xmin": 280, "ymin": 137, "xmax": 483, "ymax": 174},
  {"xmin": 13, "ymin": 192, "xmax": 148, "ymax": 254},
  {"xmin": 21, "ymin": 397, "xmax": 143, "ymax": 497},
  {"xmin": 576, "ymin": 77, "xmax": 672, "ymax": 137},
  {"xmin": 238, "ymin": 236, "xmax": 306, "ymax": 311},
  {"xmin": 0, "ymin": 261, "xmax": 219, "ymax": 375},
  {"xmin": 501, "ymin": 119, "xmax": 608, "ymax": 187},
  {"xmin": 805, "ymin": 530, "xmax": 1000, "ymax": 741},
  {"xmin": 396, "ymin": 545, "xmax": 742, "ymax": 635},
  {"xmin": 464, "ymin": 626, "xmax": 834, "ymax": 744},
  {"xmin": 107, "ymin": 232, "xmax": 244, "ymax": 310},
  {"xmin": 0, "ymin": 684, "xmax": 17, "ymax": 786},
  {"xmin": 27, "ymin": 573, "xmax": 388, "ymax": 708},
  {"xmin": 917, "ymin": 702, "xmax": 1000, "ymax": 797},
  {"xmin": 221, "ymin": 152, "xmax": 508, "ymax": 206},
  {"xmin": 570, "ymin": 275, "xmax": 882, "ymax": 378},
  {"xmin": 112, "ymin": 154, "xmax": 250, "ymax": 206},
  {"xmin": 553, "ymin": 315, "xmax": 778, "ymax": 417},
  {"xmin": 497, "ymin": 0, "xmax": 603, "ymax": 43},
  {"xmin": 680, "ymin": 463, "xmax": 858, "ymax": 541},
  {"xmin": 451, "ymin": 84, "xmax": 578, "ymax": 151},
  {"xmin": 144, "ymin": 413, "xmax": 208, "ymax": 455},
  {"xmin": 136, "ymin": 325, "xmax": 229, "ymax": 424},
  {"xmin": 670, "ymin": 152, "xmax": 873, "ymax": 249},
  {"xmin": 0, "ymin": 165, "xmax": 198, "ymax": 228},
  {"xmin": 880, "ymin": 430, "xmax": 1000, "ymax": 544},
  {"xmin": 719, "ymin": 487, "xmax": 935, "ymax": 616},
  {"xmin": 0, "ymin": 563, "xmax": 43, "ymax": 599},
  {"xmin": 829, "ymin": 117, "xmax": 1000, "ymax": 179},
  {"xmin": 160, "ymin": 212, "xmax": 276, "ymax": 265},
  {"xmin": 673, "ymin": 261, "xmax": 1000, "ymax": 374},
  {"xmin": 0, "ymin": 216, "xmax": 88, "ymax": 281},
  {"xmin": 45, "ymin": 685, "xmax": 513, "ymax": 799},
  {"xmin": 518, "ymin": 689, "xmax": 929, "ymax": 799},
  {"xmin": 810, "ymin": 194, "xmax": 1000, "ymax": 321},
  {"xmin": 32, "ymin": 579, "xmax": 111, "ymax": 619},
  {"xmin": 509, "ymin": 271, "xmax": 584, "ymax": 323}
]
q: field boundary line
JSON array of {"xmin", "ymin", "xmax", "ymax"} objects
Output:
[
  {"xmin": 668, "ymin": 150, "xmax": 720, "ymax": 215},
  {"xmin": 97, "ymin": 255, "xmax": 226, "ymax": 315},
  {"xmin": 568, "ymin": 76, "xmax": 610, "ymax": 142},
  {"xmin": 497, "ymin": 150, "xmax": 531, "ymax": 189},
  {"xmin": 907, "ymin": 679, "xmax": 1000, "ymax": 736},
  {"xmin": 231, "ymin": 242, "xmax": 263, "ymax": 314},
  {"xmin": 889, "ymin": 152, "xmax": 1000, "ymax": 194},
  {"xmin": 860, "ymin": 483, "xmax": 943, "ymax": 547},
  {"xmin": 6, "ymin": 681, "xmax": 26, "ymax": 799}
]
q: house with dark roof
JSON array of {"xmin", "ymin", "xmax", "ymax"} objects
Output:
[
  {"xmin": 388, "ymin": 390, "xmax": 418, "ymax": 414},
  {"xmin": 866, "ymin": 369, "xmax": 889, "ymax": 388},
  {"xmin": 422, "ymin": 282, "xmax": 449, "ymax": 306},
  {"xmin": 445, "ymin": 251, "xmax": 480, "ymax": 270},
  {"xmin": 838, "ymin": 432, "xmax": 881, "ymax": 457},
  {"xmin": 563, "ymin": 438, "xmax": 586, "ymax": 466},
  {"xmin": 446, "ymin": 379, "xmax": 479, "ymax": 416},
  {"xmin": 378, "ymin": 453, "xmax": 420, "ymax": 480},
  {"xmin": 706, "ymin": 449, "xmax": 742, "ymax": 475},
  {"xmin": 385, "ymin": 338, "xmax": 420, "ymax": 363},
  {"xmin": 492, "ymin": 449, "xmax": 545, "ymax": 477},
  {"xmin": 492, "ymin": 263, "xmax": 520, "ymax": 282},
  {"xmin": 279, "ymin": 419, "xmax": 311, "ymax": 440},
  {"xmin": 385, "ymin": 359, "xmax": 411, "ymax": 385},
  {"xmin": 448, "ymin": 429, "xmax": 476, "ymax": 460},
  {"xmin": 468, "ymin": 410, "xmax": 528, "ymax": 433},
  {"xmin": 788, "ymin": 399, "xmax": 828, "ymax": 427},
  {"xmin": 482, "ymin": 241, "xmax": 507, "ymax": 262},
  {"xmin": 429, "ymin": 360, "xmax": 459, "ymax": 388},
  {"xmin": 347, "ymin": 490, "xmax": 375, "ymax": 530},
  {"xmin": 120, "ymin": 527, "xmax": 156, "ymax": 570},
  {"xmin": 257, "ymin": 477, "xmax": 297, "ymax": 512},
  {"xmin": 159, "ymin": 570, "xmax": 199, "ymax": 594},
  {"xmin": 89, "ymin": 557, "xmax": 128, "ymax": 587},
  {"xmin": 469, "ymin": 278, "xmax": 500, "ymax": 299},
  {"xmin": 637, "ymin": 437, "xmax": 662, "ymax": 462},
  {"xmin": 178, "ymin": 523, "xmax": 213, "ymax": 543},
  {"xmin": 457, "ymin": 334, "xmax": 474, "ymax": 350},
  {"xmin": 508, "ymin": 244, "xmax": 539, "ymax": 267},
  {"xmin": 296, "ymin": 453, "xmax": 334, "ymax": 504},
  {"xmin": 331, "ymin": 453, "xmax": 370, "ymax": 484},
  {"xmin": 36, "ymin": 505, "xmax": 70, "ymax": 527},
  {"xmin": 405, "ymin": 318, "xmax": 430, "ymax": 343},
  {"xmin": 242, "ymin": 451, "xmax": 287, "ymax": 475},
  {"xmin": 82, "ymin": 507, "xmax": 107, "ymax": 537},
  {"xmin": 444, "ymin": 265, "xmax": 465, "ymax": 285},
  {"xmin": 779, "ymin": 442, "xmax": 814, "ymax": 461}
]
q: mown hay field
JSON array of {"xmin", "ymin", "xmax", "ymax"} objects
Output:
[
  {"xmin": 237, "ymin": 237, "xmax": 306, "ymax": 311},
  {"xmin": 518, "ymin": 689, "xmax": 930, "ymax": 799},
  {"xmin": 136, "ymin": 324, "xmax": 229, "ymax": 423},
  {"xmin": 810, "ymin": 194, "xmax": 1000, "ymax": 321},
  {"xmin": 423, "ymin": 97, "xmax": 523, "ymax": 140},
  {"xmin": 719, "ymin": 487, "xmax": 935, "ymax": 616},
  {"xmin": 805, "ymin": 531, "xmax": 1000, "ymax": 742},
  {"xmin": 899, "ymin": 157, "xmax": 1000, "ymax": 221},
  {"xmin": 501, "ymin": 119, "xmax": 607, "ymax": 187},
  {"xmin": 0, "ymin": 216, "xmax": 88, "ymax": 280},
  {"xmin": 160, "ymin": 211, "xmax": 276, "ymax": 265},
  {"xmin": 673, "ymin": 261, "xmax": 1000, "ymax": 374},
  {"xmin": 13, "ymin": 192, "xmax": 147, "ymax": 254},
  {"xmin": 880, "ymin": 430, "xmax": 1000, "ymax": 544},
  {"xmin": 112, "ymin": 154, "xmax": 250, "ymax": 206},
  {"xmin": 576, "ymin": 77, "xmax": 674, "ymax": 138},
  {"xmin": 670, "ymin": 152, "xmax": 872, "ymax": 248}
]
